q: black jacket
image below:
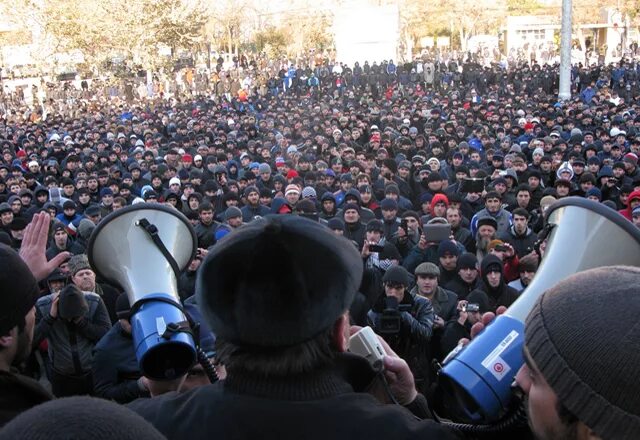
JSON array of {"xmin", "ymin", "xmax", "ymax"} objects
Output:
[
  {"xmin": 128, "ymin": 354, "xmax": 461, "ymax": 440},
  {"xmin": 499, "ymin": 225, "xmax": 537, "ymax": 258},
  {"xmin": 0, "ymin": 369, "xmax": 53, "ymax": 428},
  {"xmin": 467, "ymin": 255, "xmax": 520, "ymax": 313},
  {"xmin": 92, "ymin": 322, "xmax": 149, "ymax": 404},
  {"xmin": 444, "ymin": 275, "xmax": 480, "ymax": 301}
]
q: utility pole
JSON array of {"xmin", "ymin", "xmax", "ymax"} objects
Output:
[{"xmin": 558, "ymin": 0, "xmax": 572, "ymax": 101}]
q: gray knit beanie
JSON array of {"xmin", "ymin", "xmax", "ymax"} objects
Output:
[
  {"xmin": 0, "ymin": 396, "xmax": 165, "ymax": 439},
  {"xmin": 525, "ymin": 266, "xmax": 640, "ymax": 439}
]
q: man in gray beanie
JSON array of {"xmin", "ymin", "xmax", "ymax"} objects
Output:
[{"xmin": 515, "ymin": 266, "xmax": 640, "ymax": 440}]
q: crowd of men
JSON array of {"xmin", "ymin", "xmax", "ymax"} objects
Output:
[{"xmin": 1, "ymin": 53, "xmax": 640, "ymax": 439}]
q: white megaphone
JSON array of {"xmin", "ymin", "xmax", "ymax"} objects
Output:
[
  {"xmin": 87, "ymin": 204, "xmax": 198, "ymax": 380},
  {"xmin": 440, "ymin": 197, "xmax": 640, "ymax": 422}
]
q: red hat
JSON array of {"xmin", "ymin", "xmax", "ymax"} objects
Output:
[
  {"xmin": 524, "ymin": 123, "xmax": 535, "ymax": 131},
  {"xmin": 286, "ymin": 170, "xmax": 299, "ymax": 179},
  {"xmin": 182, "ymin": 154, "xmax": 193, "ymax": 163},
  {"xmin": 624, "ymin": 153, "xmax": 638, "ymax": 166},
  {"xmin": 16, "ymin": 150, "xmax": 26, "ymax": 158}
]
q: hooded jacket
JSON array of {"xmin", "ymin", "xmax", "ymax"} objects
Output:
[
  {"xmin": 618, "ymin": 189, "xmax": 640, "ymax": 220},
  {"xmin": 467, "ymin": 254, "xmax": 520, "ymax": 313}
]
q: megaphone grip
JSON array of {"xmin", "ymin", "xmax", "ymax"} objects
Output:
[
  {"xmin": 130, "ymin": 294, "xmax": 197, "ymax": 380},
  {"xmin": 440, "ymin": 315, "xmax": 525, "ymax": 422}
]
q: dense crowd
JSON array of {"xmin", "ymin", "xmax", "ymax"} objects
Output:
[{"xmin": 1, "ymin": 53, "xmax": 640, "ymax": 438}]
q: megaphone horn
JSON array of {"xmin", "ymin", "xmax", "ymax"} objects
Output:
[
  {"xmin": 440, "ymin": 197, "xmax": 640, "ymax": 422},
  {"xmin": 87, "ymin": 204, "xmax": 198, "ymax": 380}
]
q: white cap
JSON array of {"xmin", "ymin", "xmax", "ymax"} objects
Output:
[{"xmin": 169, "ymin": 177, "xmax": 181, "ymax": 186}]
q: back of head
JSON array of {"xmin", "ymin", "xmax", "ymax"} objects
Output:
[
  {"xmin": 0, "ymin": 396, "xmax": 164, "ymax": 440},
  {"xmin": 0, "ymin": 244, "xmax": 39, "ymax": 335},
  {"xmin": 525, "ymin": 266, "xmax": 640, "ymax": 439},
  {"xmin": 196, "ymin": 215, "xmax": 362, "ymax": 374}
]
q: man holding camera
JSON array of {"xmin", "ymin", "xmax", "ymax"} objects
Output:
[
  {"xmin": 439, "ymin": 301, "xmax": 483, "ymax": 358},
  {"xmin": 367, "ymin": 266, "xmax": 435, "ymax": 393}
]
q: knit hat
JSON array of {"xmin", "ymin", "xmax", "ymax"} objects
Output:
[
  {"xmin": 586, "ymin": 187, "xmax": 602, "ymax": 200},
  {"xmin": 380, "ymin": 198, "xmax": 398, "ymax": 211},
  {"xmin": 382, "ymin": 265, "xmax": 411, "ymax": 287},
  {"xmin": 0, "ymin": 245, "xmax": 39, "ymax": 334},
  {"xmin": 525, "ymin": 266, "xmax": 640, "ymax": 439},
  {"xmin": 301, "ymin": 186, "xmax": 316, "ymax": 199},
  {"xmin": 327, "ymin": 217, "xmax": 345, "ymax": 231},
  {"xmin": 169, "ymin": 177, "xmax": 181, "ymax": 187},
  {"xmin": 415, "ymin": 262, "xmax": 440, "ymax": 278},
  {"xmin": 456, "ymin": 252, "xmax": 478, "ymax": 271},
  {"xmin": 284, "ymin": 184, "xmax": 300, "ymax": 196},
  {"xmin": 100, "ymin": 188, "xmax": 113, "ymax": 198},
  {"xmin": 58, "ymin": 285, "xmax": 89, "ymax": 320},
  {"xmin": 342, "ymin": 202, "xmax": 361, "ymax": 214},
  {"xmin": 68, "ymin": 254, "xmax": 92, "ymax": 276},
  {"xmin": 196, "ymin": 216, "xmax": 362, "ymax": 347},
  {"xmin": 224, "ymin": 206, "xmax": 242, "ymax": 221},
  {"xmin": 258, "ymin": 163, "xmax": 271, "ymax": 174},
  {"xmin": 243, "ymin": 185, "xmax": 259, "ymax": 198},
  {"xmin": 365, "ymin": 219, "xmax": 384, "ymax": 233},
  {"xmin": 0, "ymin": 396, "xmax": 165, "ymax": 439},
  {"xmin": 77, "ymin": 219, "xmax": 96, "ymax": 240},
  {"xmin": 382, "ymin": 158, "xmax": 398, "ymax": 174},
  {"xmin": 438, "ymin": 240, "xmax": 460, "ymax": 257}
]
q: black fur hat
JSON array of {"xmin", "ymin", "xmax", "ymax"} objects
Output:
[{"xmin": 196, "ymin": 215, "xmax": 362, "ymax": 347}]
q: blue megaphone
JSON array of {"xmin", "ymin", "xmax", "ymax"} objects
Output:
[
  {"xmin": 440, "ymin": 197, "xmax": 640, "ymax": 422},
  {"xmin": 88, "ymin": 204, "xmax": 198, "ymax": 380}
]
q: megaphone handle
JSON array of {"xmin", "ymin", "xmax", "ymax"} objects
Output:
[{"xmin": 136, "ymin": 218, "xmax": 183, "ymax": 281}]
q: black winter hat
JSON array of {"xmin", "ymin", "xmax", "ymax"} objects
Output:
[
  {"xmin": 0, "ymin": 396, "xmax": 164, "ymax": 440},
  {"xmin": 525, "ymin": 266, "xmax": 640, "ymax": 439},
  {"xmin": 382, "ymin": 265, "xmax": 411, "ymax": 287},
  {"xmin": 456, "ymin": 252, "xmax": 478, "ymax": 271},
  {"xmin": 382, "ymin": 158, "xmax": 398, "ymax": 174},
  {"xmin": 0, "ymin": 245, "xmax": 39, "ymax": 334},
  {"xmin": 196, "ymin": 215, "xmax": 362, "ymax": 347},
  {"xmin": 58, "ymin": 285, "xmax": 88, "ymax": 320}
]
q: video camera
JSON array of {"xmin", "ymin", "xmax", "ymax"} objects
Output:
[{"xmin": 378, "ymin": 296, "xmax": 411, "ymax": 335}]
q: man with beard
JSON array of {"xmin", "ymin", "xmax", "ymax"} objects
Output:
[
  {"xmin": 508, "ymin": 253, "xmax": 538, "ymax": 292},
  {"xmin": 467, "ymin": 254, "xmax": 519, "ymax": 313},
  {"xmin": 514, "ymin": 266, "xmax": 640, "ymax": 440},
  {"xmin": 474, "ymin": 216, "xmax": 498, "ymax": 260},
  {"xmin": 0, "ymin": 213, "xmax": 67, "ymax": 425}
]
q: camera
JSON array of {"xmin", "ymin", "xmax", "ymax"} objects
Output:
[
  {"xmin": 400, "ymin": 218, "xmax": 409, "ymax": 233},
  {"xmin": 369, "ymin": 244, "xmax": 385, "ymax": 253},
  {"xmin": 466, "ymin": 303, "xmax": 480, "ymax": 313},
  {"xmin": 379, "ymin": 297, "xmax": 411, "ymax": 335}
]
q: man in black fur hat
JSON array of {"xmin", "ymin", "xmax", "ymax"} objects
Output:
[{"xmin": 129, "ymin": 215, "xmax": 460, "ymax": 440}]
